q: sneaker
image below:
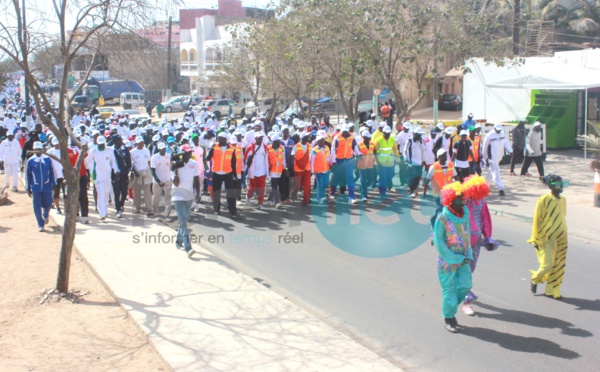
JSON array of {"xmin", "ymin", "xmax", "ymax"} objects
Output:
[
  {"xmin": 444, "ymin": 318, "xmax": 458, "ymax": 333},
  {"xmin": 350, "ymin": 199, "xmax": 358, "ymax": 205},
  {"xmin": 187, "ymin": 249, "xmax": 195, "ymax": 259},
  {"xmin": 100, "ymin": 215, "xmax": 107, "ymax": 221},
  {"xmin": 361, "ymin": 197, "xmax": 367, "ymax": 202},
  {"xmin": 116, "ymin": 211, "xmax": 123, "ymax": 219},
  {"xmin": 498, "ymin": 190, "xmax": 505, "ymax": 196},
  {"xmin": 530, "ymin": 281, "xmax": 537, "ymax": 294},
  {"xmin": 245, "ymin": 196, "xmax": 250, "ymax": 206},
  {"xmin": 258, "ymin": 204, "xmax": 264, "ymax": 210},
  {"xmin": 147, "ymin": 212, "xmax": 155, "ymax": 217},
  {"xmin": 265, "ymin": 201, "xmax": 275, "ymax": 207},
  {"xmin": 12, "ymin": 187, "xmax": 18, "ymax": 192},
  {"xmin": 83, "ymin": 217, "xmax": 90, "ymax": 224},
  {"xmin": 462, "ymin": 303, "xmax": 475, "ymax": 316},
  {"xmin": 328, "ymin": 195, "xmax": 335, "ymax": 201},
  {"xmin": 38, "ymin": 226, "xmax": 44, "ymax": 232},
  {"xmin": 275, "ymin": 203, "xmax": 283, "ymax": 209},
  {"xmin": 175, "ymin": 243, "xmax": 184, "ymax": 251}
]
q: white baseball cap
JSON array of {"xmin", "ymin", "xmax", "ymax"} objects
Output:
[
  {"xmin": 444, "ymin": 127, "xmax": 454, "ymax": 134},
  {"xmin": 33, "ymin": 141, "xmax": 43, "ymax": 150},
  {"xmin": 271, "ymin": 133, "xmax": 281, "ymax": 142},
  {"xmin": 51, "ymin": 137, "xmax": 60, "ymax": 145},
  {"xmin": 255, "ymin": 132, "xmax": 264, "ymax": 138},
  {"xmin": 361, "ymin": 130, "xmax": 371, "ymax": 138},
  {"xmin": 316, "ymin": 133, "xmax": 326, "ymax": 140},
  {"xmin": 383, "ymin": 126, "xmax": 392, "ymax": 133},
  {"xmin": 436, "ymin": 122, "xmax": 445, "ymax": 130},
  {"xmin": 97, "ymin": 136, "xmax": 107, "ymax": 144},
  {"xmin": 459, "ymin": 130, "xmax": 468, "ymax": 136},
  {"xmin": 379, "ymin": 122, "xmax": 387, "ymax": 128},
  {"xmin": 414, "ymin": 127, "xmax": 423, "ymax": 135},
  {"xmin": 157, "ymin": 142, "xmax": 166, "ymax": 150},
  {"xmin": 494, "ymin": 123, "xmax": 503, "ymax": 130},
  {"xmin": 533, "ymin": 121, "xmax": 542, "ymax": 127},
  {"xmin": 437, "ymin": 148, "xmax": 446, "ymax": 156},
  {"xmin": 135, "ymin": 137, "xmax": 144, "ymax": 143},
  {"xmin": 218, "ymin": 132, "xmax": 229, "ymax": 138}
]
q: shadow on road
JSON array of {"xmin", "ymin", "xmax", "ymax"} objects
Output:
[
  {"xmin": 460, "ymin": 326, "xmax": 581, "ymax": 359},
  {"xmin": 475, "ymin": 302, "xmax": 592, "ymax": 338},
  {"xmin": 558, "ymin": 297, "xmax": 600, "ymax": 312}
]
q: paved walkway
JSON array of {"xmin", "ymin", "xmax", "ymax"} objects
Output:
[
  {"xmin": 482, "ymin": 149, "xmax": 599, "ymax": 243},
  {"xmin": 50, "ymin": 210, "xmax": 398, "ymax": 371}
]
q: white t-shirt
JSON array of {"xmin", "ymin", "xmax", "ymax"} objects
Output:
[
  {"xmin": 130, "ymin": 147, "xmax": 151, "ymax": 171},
  {"xmin": 47, "ymin": 147, "xmax": 64, "ymax": 179},
  {"xmin": 171, "ymin": 159, "xmax": 199, "ymax": 201},
  {"xmin": 151, "ymin": 153, "xmax": 171, "ymax": 183}
]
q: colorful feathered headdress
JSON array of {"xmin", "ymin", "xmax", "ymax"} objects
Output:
[
  {"xmin": 462, "ymin": 175, "xmax": 490, "ymax": 201},
  {"xmin": 441, "ymin": 181, "xmax": 464, "ymax": 207}
]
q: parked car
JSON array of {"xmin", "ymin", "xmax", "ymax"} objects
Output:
[
  {"xmin": 205, "ymin": 99, "xmax": 246, "ymax": 119},
  {"xmin": 161, "ymin": 96, "xmax": 189, "ymax": 113},
  {"xmin": 71, "ymin": 95, "xmax": 93, "ymax": 110},
  {"xmin": 120, "ymin": 92, "xmax": 145, "ymax": 110},
  {"xmin": 438, "ymin": 94, "xmax": 463, "ymax": 111},
  {"xmin": 282, "ymin": 101, "xmax": 309, "ymax": 117},
  {"xmin": 97, "ymin": 107, "xmax": 116, "ymax": 119}
]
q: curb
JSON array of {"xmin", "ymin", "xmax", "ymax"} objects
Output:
[{"xmin": 489, "ymin": 208, "xmax": 533, "ymax": 223}]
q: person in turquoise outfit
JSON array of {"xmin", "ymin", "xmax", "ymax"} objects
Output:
[{"xmin": 433, "ymin": 181, "xmax": 473, "ymax": 333}]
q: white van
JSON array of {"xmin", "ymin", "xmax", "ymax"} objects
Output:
[{"xmin": 120, "ymin": 92, "xmax": 144, "ymax": 109}]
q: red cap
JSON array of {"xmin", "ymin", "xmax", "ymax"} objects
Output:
[{"xmin": 180, "ymin": 144, "xmax": 193, "ymax": 152}]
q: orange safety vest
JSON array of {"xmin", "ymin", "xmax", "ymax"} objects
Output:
[
  {"xmin": 313, "ymin": 146, "xmax": 331, "ymax": 173},
  {"xmin": 294, "ymin": 143, "xmax": 311, "ymax": 172},
  {"xmin": 268, "ymin": 145, "xmax": 285, "ymax": 175},
  {"xmin": 432, "ymin": 161, "xmax": 454, "ymax": 190},
  {"xmin": 212, "ymin": 144, "xmax": 234, "ymax": 173},
  {"xmin": 357, "ymin": 142, "xmax": 375, "ymax": 169},
  {"xmin": 468, "ymin": 135, "xmax": 480, "ymax": 162},
  {"xmin": 234, "ymin": 144, "xmax": 242, "ymax": 176},
  {"xmin": 335, "ymin": 135, "xmax": 354, "ymax": 159}
]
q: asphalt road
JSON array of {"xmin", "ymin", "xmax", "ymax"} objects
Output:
[{"xmin": 165, "ymin": 193, "xmax": 600, "ymax": 371}]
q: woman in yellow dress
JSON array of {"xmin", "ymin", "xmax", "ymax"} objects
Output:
[{"xmin": 528, "ymin": 174, "xmax": 568, "ymax": 299}]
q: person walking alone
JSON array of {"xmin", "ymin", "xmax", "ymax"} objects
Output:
[{"xmin": 26, "ymin": 141, "xmax": 56, "ymax": 231}]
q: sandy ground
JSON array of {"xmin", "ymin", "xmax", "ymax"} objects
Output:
[{"xmin": 0, "ymin": 174, "xmax": 169, "ymax": 372}]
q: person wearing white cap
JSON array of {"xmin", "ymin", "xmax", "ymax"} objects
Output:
[
  {"xmin": 357, "ymin": 130, "xmax": 376, "ymax": 201},
  {"xmin": 396, "ymin": 123, "xmax": 412, "ymax": 186},
  {"xmin": 290, "ymin": 131, "xmax": 313, "ymax": 205},
  {"xmin": 206, "ymin": 132, "xmax": 238, "ymax": 216},
  {"xmin": 510, "ymin": 118, "xmax": 527, "ymax": 176},
  {"xmin": 279, "ymin": 125, "xmax": 295, "ymax": 204},
  {"xmin": 111, "ymin": 135, "xmax": 132, "ymax": 219},
  {"xmin": 520, "ymin": 121, "xmax": 544, "ymax": 180},
  {"xmin": 330, "ymin": 124, "xmax": 361, "ymax": 204},
  {"xmin": 0, "ymin": 130, "xmax": 22, "ymax": 191},
  {"xmin": 311, "ymin": 132, "xmax": 333, "ymax": 203},
  {"xmin": 468, "ymin": 125, "xmax": 483, "ymax": 176},
  {"xmin": 423, "ymin": 148, "xmax": 457, "ymax": 198},
  {"xmin": 434, "ymin": 127, "xmax": 455, "ymax": 160},
  {"xmin": 244, "ymin": 120, "xmax": 265, "ymax": 146},
  {"xmin": 373, "ymin": 126, "xmax": 400, "ymax": 198},
  {"xmin": 229, "ymin": 134, "xmax": 244, "ymax": 202},
  {"xmin": 403, "ymin": 127, "xmax": 427, "ymax": 197},
  {"xmin": 266, "ymin": 133, "xmax": 287, "ymax": 208},
  {"xmin": 26, "ymin": 141, "xmax": 56, "ymax": 231},
  {"xmin": 86, "ymin": 135, "xmax": 120, "ymax": 220},
  {"xmin": 452, "ymin": 130, "xmax": 475, "ymax": 181},
  {"xmin": 244, "ymin": 131, "xmax": 269, "ymax": 209},
  {"xmin": 422, "ymin": 130, "xmax": 438, "ymax": 195},
  {"xmin": 190, "ymin": 133, "xmax": 206, "ymax": 210},
  {"xmin": 46, "ymin": 137, "xmax": 65, "ymax": 214},
  {"xmin": 371, "ymin": 121, "xmax": 387, "ymax": 144},
  {"xmin": 482, "ymin": 123, "xmax": 512, "ymax": 196},
  {"xmin": 130, "ymin": 137, "xmax": 154, "ymax": 216}
]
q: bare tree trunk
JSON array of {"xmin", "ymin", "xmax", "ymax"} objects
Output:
[
  {"xmin": 513, "ymin": 0, "xmax": 521, "ymax": 55},
  {"xmin": 56, "ymin": 169, "xmax": 80, "ymax": 293}
]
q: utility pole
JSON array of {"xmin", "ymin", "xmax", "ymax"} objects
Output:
[
  {"xmin": 166, "ymin": 15, "xmax": 172, "ymax": 99},
  {"xmin": 513, "ymin": 0, "xmax": 521, "ymax": 55},
  {"xmin": 22, "ymin": 0, "xmax": 31, "ymax": 128}
]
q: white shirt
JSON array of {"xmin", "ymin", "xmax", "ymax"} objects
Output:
[
  {"xmin": 483, "ymin": 130, "xmax": 512, "ymax": 162},
  {"xmin": 3, "ymin": 117, "xmax": 17, "ymax": 133},
  {"xmin": 171, "ymin": 159, "xmax": 199, "ymax": 201},
  {"xmin": 47, "ymin": 147, "xmax": 64, "ymax": 179},
  {"xmin": 423, "ymin": 137, "xmax": 436, "ymax": 165},
  {"xmin": 403, "ymin": 138, "xmax": 426, "ymax": 166},
  {"xmin": 130, "ymin": 147, "xmax": 151, "ymax": 171},
  {"xmin": 245, "ymin": 143, "xmax": 268, "ymax": 178},
  {"xmin": 395, "ymin": 131, "xmax": 411, "ymax": 153},
  {"xmin": 86, "ymin": 146, "xmax": 119, "ymax": 181},
  {"xmin": 192, "ymin": 144, "xmax": 205, "ymax": 173},
  {"xmin": 151, "ymin": 152, "xmax": 171, "ymax": 183},
  {"xmin": 199, "ymin": 110, "xmax": 209, "ymax": 123},
  {"xmin": 0, "ymin": 138, "xmax": 21, "ymax": 164}
]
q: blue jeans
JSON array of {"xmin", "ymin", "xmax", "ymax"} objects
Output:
[
  {"xmin": 315, "ymin": 172, "xmax": 330, "ymax": 201},
  {"xmin": 33, "ymin": 191, "xmax": 53, "ymax": 228},
  {"xmin": 377, "ymin": 165, "xmax": 394, "ymax": 197},
  {"xmin": 173, "ymin": 200, "xmax": 193, "ymax": 251},
  {"xmin": 358, "ymin": 168, "xmax": 375, "ymax": 198},
  {"xmin": 330, "ymin": 158, "xmax": 356, "ymax": 199}
]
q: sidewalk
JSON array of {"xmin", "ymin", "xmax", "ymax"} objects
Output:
[
  {"xmin": 483, "ymin": 149, "xmax": 599, "ymax": 243},
  {"xmin": 50, "ymin": 210, "xmax": 398, "ymax": 371}
]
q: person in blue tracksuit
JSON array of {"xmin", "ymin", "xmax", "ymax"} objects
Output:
[{"xmin": 26, "ymin": 141, "xmax": 56, "ymax": 231}]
